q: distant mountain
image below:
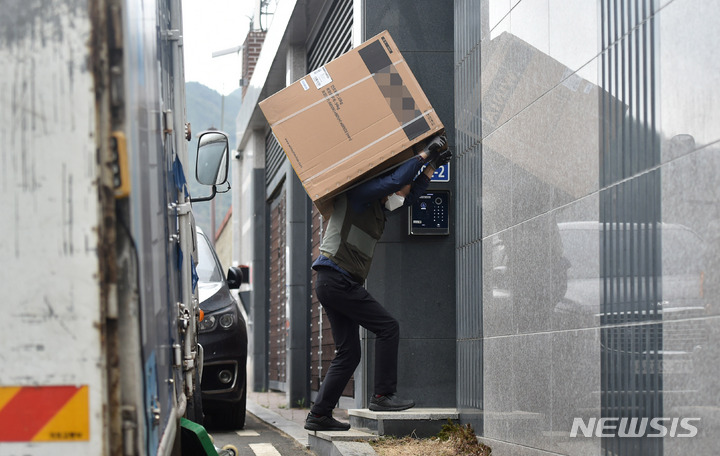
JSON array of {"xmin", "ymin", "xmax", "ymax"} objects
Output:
[{"xmin": 185, "ymin": 82, "xmax": 243, "ymax": 238}]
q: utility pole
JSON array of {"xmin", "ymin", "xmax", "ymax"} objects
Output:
[{"xmin": 210, "ymin": 45, "xmax": 244, "ymax": 244}]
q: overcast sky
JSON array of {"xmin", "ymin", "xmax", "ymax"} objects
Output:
[{"xmin": 182, "ymin": 0, "xmax": 255, "ymax": 95}]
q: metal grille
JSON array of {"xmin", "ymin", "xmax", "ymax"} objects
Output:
[
  {"xmin": 307, "ymin": 0, "xmax": 354, "ymax": 398},
  {"xmin": 307, "ymin": 0, "xmax": 353, "ymax": 73},
  {"xmin": 599, "ymin": 1, "xmax": 662, "ymax": 454},
  {"xmin": 310, "ymin": 210, "xmax": 337, "ymax": 391},
  {"xmin": 454, "ymin": 0, "xmax": 484, "ymax": 421},
  {"xmin": 268, "ymin": 190, "xmax": 287, "ymax": 386},
  {"xmin": 265, "ymin": 132, "xmax": 284, "ymax": 187}
]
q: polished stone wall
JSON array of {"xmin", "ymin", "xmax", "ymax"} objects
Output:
[{"xmin": 456, "ymin": 0, "xmax": 719, "ymax": 454}]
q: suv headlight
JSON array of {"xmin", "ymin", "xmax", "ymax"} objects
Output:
[
  {"xmin": 219, "ymin": 313, "xmax": 234, "ymax": 329},
  {"xmin": 199, "ymin": 314, "xmax": 217, "ymax": 332},
  {"xmin": 199, "ymin": 309, "xmax": 236, "ymax": 333}
]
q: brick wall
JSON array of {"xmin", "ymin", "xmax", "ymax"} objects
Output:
[{"xmin": 242, "ymin": 30, "xmax": 266, "ymax": 98}]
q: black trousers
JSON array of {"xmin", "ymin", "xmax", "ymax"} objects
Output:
[{"xmin": 310, "ymin": 267, "xmax": 400, "ymax": 417}]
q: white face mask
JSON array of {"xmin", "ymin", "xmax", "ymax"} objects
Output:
[{"xmin": 384, "ymin": 193, "xmax": 405, "ymax": 211}]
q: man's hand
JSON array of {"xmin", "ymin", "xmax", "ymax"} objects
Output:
[
  {"xmin": 426, "ymin": 134, "xmax": 447, "ymax": 154},
  {"xmin": 420, "ymin": 134, "xmax": 448, "ymax": 162},
  {"xmin": 431, "ymin": 149, "xmax": 453, "ymax": 169},
  {"xmin": 422, "ymin": 148, "xmax": 452, "ymax": 180}
]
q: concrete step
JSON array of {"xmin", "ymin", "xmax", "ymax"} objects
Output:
[
  {"xmin": 348, "ymin": 408, "xmax": 459, "ymax": 438},
  {"xmin": 307, "ymin": 428, "xmax": 378, "ymax": 456},
  {"xmin": 311, "ymin": 428, "xmax": 378, "ymax": 442}
]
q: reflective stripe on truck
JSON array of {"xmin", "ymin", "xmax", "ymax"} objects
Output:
[{"xmin": 0, "ymin": 386, "xmax": 89, "ymax": 442}]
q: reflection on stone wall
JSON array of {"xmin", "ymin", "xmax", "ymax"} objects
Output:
[{"xmin": 457, "ymin": 0, "xmax": 720, "ymax": 454}]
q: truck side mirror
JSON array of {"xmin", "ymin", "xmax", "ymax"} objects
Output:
[
  {"xmin": 191, "ymin": 130, "xmax": 230, "ymax": 202},
  {"xmin": 196, "ymin": 131, "xmax": 229, "ymax": 185}
]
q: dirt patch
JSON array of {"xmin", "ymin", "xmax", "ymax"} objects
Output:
[
  {"xmin": 372, "ymin": 436, "xmax": 456, "ymax": 456},
  {"xmin": 371, "ymin": 422, "xmax": 491, "ymax": 456}
]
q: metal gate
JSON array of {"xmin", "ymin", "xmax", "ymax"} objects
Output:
[
  {"xmin": 268, "ymin": 189, "xmax": 287, "ymax": 389},
  {"xmin": 599, "ymin": 1, "xmax": 663, "ymax": 454}
]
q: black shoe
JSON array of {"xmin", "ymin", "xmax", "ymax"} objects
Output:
[
  {"xmin": 369, "ymin": 394, "xmax": 415, "ymax": 412},
  {"xmin": 304, "ymin": 413, "xmax": 351, "ymax": 431}
]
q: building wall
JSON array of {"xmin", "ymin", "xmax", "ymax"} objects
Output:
[
  {"xmin": 213, "ymin": 210, "xmax": 233, "ymax": 272},
  {"xmin": 234, "ymin": 128, "xmax": 268, "ymax": 393},
  {"xmin": 360, "ymin": 0, "xmax": 458, "ymax": 409},
  {"xmin": 456, "ymin": 0, "xmax": 720, "ymax": 454}
]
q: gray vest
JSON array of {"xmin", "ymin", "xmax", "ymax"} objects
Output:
[{"xmin": 320, "ymin": 193, "xmax": 385, "ymax": 283}]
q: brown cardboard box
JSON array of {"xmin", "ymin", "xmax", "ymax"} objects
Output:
[{"xmin": 259, "ymin": 30, "xmax": 443, "ymax": 217}]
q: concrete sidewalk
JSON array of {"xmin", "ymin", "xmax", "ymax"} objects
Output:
[
  {"xmin": 246, "ymin": 390, "xmax": 352, "ymax": 450},
  {"xmin": 247, "ymin": 391, "xmax": 376, "ymax": 456}
]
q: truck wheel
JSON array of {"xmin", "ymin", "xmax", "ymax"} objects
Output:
[{"xmin": 220, "ymin": 444, "xmax": 239, "ymax": 456}]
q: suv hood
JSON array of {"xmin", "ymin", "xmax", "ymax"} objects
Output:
[{"xmin": 198, "ymin": 281, "xmax": 234, "ymax": 313}]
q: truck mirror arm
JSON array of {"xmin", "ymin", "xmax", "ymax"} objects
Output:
[{"xmin": 190, "ymin": 185, "xmax": 217, "ymax": 203}]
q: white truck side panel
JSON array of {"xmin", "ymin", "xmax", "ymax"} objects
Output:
[{"xmin": 0, "ymin": 3, "xmax": 105, "ymax": 455}]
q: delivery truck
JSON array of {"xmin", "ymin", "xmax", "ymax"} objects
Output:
[{"xmin": 0, "ymin": 0, "xmax": 232, "ymax": 454}]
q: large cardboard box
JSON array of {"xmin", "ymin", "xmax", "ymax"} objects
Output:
[{"xmin": 259, "ymin": 31, "xmax": 443, "ymax": 217}]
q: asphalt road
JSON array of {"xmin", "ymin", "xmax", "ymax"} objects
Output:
[{"xmin": 206, "ymin": 413, "xmax": 314, "ymax": 456}]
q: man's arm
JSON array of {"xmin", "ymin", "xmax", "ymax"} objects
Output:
[
  {"xmin": 346, "ymin": 133, "xmax": 449, "ymax": 208},
  {"xmin": 404, "ymin": 164, "xmax": 435, "ymax": 206},
  {"xmin": 347, "ymin": 155, "xmax": 426, "ymax": 206}
]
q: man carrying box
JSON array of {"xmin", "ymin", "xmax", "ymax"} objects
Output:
[{"xmin": 304, "ymin": 134, "xmax": 452, "ymax": 432}]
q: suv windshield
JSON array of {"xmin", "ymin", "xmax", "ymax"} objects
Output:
[{"xmin": 196, "ymin": 232, "xmax": 223, "ymax": 283}]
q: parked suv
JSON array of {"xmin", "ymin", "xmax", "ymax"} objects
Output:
[{"xmin": 195, "ymin": 227, "xmax": 248, "ymax": 429}]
